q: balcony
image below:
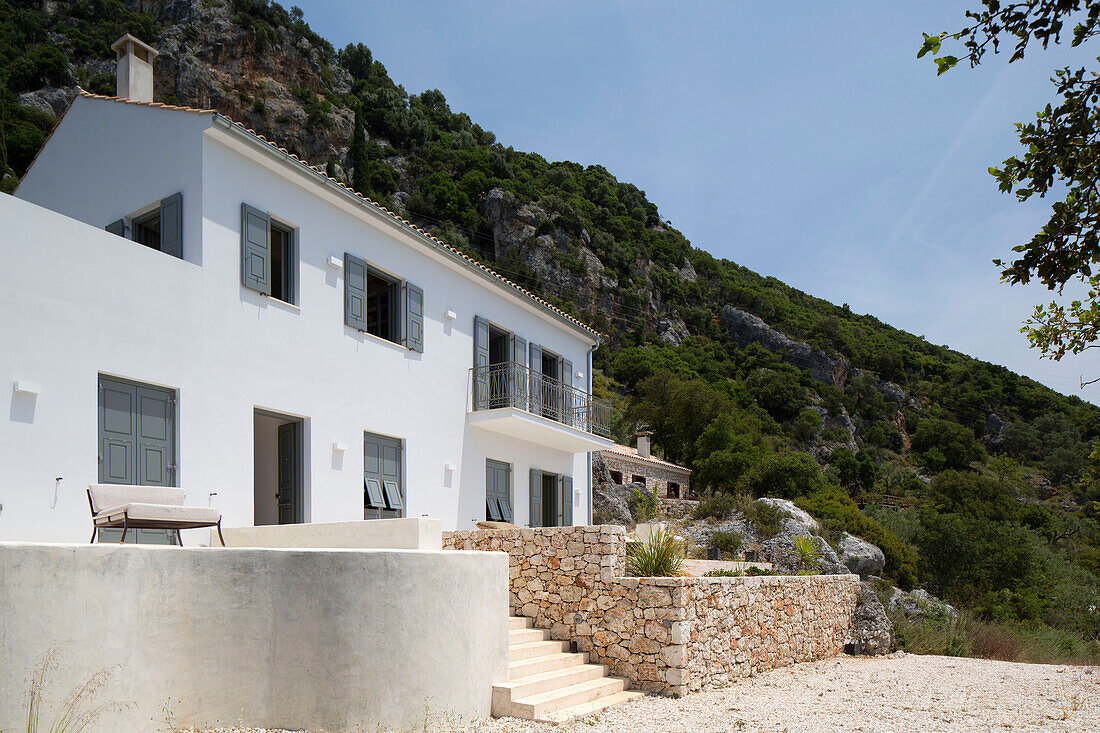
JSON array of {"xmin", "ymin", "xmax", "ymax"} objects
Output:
[{"xmin": 468, "ymin": 362, "xmax": 612, "ymax": 453}]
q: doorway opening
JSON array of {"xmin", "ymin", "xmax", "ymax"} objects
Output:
[
  {"xmin": 254, "ymin": 410, "xmax": 304, "ymax": 525},
  {"xmin": 541, "ymin": 471, "xmax": 560, "ymax": 527}
]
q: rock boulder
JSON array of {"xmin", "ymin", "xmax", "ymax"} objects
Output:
[
  {"xmin": 837, "ymin": 533, "xmax": 885, "ymax": 578},
  {"xmin": 888, "ymin": 587, "xmax": 958, "ymax": 620},
  {"xmin": 848, "ymin": 581, "xmax": 893, "ymax": 655}
]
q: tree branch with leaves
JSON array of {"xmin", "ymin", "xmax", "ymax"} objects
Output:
[{"xmin": 922, "ymin": 1, "xmax": 1100, "ymax": 367}]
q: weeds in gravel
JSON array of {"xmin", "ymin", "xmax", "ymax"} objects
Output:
[{"xmin": 25, "ymin": 645, "xmax": 131, "ymax": 732}]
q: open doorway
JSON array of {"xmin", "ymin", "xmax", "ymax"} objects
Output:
[
  {"xmin": 541, "ymin": 472, "xmax": 559, "ymax": 527},
  {"xmin": 254, "ymin": 410, "xmax": 304, "ymax": 525}
]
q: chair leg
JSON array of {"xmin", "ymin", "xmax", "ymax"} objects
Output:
[
  {"xmin": 120, "ymin": 516, "xmax": 128, "ymax": 544},
  {"xmin": 90, "ymin": 526, "xmax": 97, "ymax": 544},
  {"xmin": 176, "ymin": 529, "xmax": 184, "ymax": 547},
  {"xmin": 216, "ymin": 519, "xmax": 226, "ymax": 547}
]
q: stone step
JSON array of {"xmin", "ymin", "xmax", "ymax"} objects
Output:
[
  {"xmin": 508, "ymin": 616, "xmax": 533, "ymax": 630},
  {"xmin": 495, "ymin": 663, "xmax": 610, "ymax": 703},
  {"xmin": 508, "ymin": 639, "xmax": 569, "ymax": 661},
  {"xmin": 539, "ymin": 690, "xmax": 647, "ymax": 723},
  {"xmin": 508, "ymin": 627, "xmax": 549, "ymax": 645},
  {"xmin": 508, "ymin": 676, "xmax": 628, "ymax": 719},
  {"xmin": 508, "ymin": 651, "xmax": 589, "ymax": 679}
]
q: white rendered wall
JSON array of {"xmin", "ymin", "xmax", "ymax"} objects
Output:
[
  {"xmin": 0, "ymin": 543, "xmax": 509, "ymax": 730},
  {"xmin": 14, "ymin": 96, "xmax": 208, "ymax": 266},
  {"xmin": 1, "ymin": 102, "xmax": 598, "ymax": 542}
]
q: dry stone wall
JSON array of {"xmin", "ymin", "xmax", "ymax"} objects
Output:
[{"xmin": 442, "ymin": 526, "xmax": 859, "ymax": 696}]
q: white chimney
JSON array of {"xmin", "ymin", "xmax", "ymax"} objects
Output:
[
  {"xmin": 111, "ymin": 34, "xmax": 158, "ymax": 102},
  {"xmin": 636, "ymin": 431, "xmax": 652, "ymax": 459}
]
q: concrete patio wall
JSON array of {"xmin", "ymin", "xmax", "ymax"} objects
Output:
[
  {"xmin": 0, "ymin": 542, "xmax": 508, "ymax": 731},
  {"xmin": 218, "ymin": 516, "xmax": 443, "ymax": 549},
  {"xmin": 443, "ymin": 526, "xmax": 858, "ymax": 695}
]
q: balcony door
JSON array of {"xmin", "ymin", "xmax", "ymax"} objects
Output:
[{"xmin": 473, "ymin": 316, "xmax": 527, "ymax": 410}]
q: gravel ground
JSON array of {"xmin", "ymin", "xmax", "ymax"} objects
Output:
[{"xmin": 200, "ymin": 654, "xmax": 1100, "ymax": 733}]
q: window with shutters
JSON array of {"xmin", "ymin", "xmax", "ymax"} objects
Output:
[
  {"xmin": 239, "ymin": 203, "xmax": 297, "ymax": 305},
  {"xmin": 105, "ymin": 192, "xmax": 183, "ymax": 259},
  {"xmin": 344, "ymin": 253, "xmax": 424, "ymax": 352}
]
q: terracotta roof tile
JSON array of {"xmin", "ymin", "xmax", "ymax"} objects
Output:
[{"xmin": 73, "ymin": 89, "xmax": 601, "ymax": 338}]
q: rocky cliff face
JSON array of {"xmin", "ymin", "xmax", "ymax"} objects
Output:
[
  {"xmin": 21, "ymin": 0, "xmax": 355, "ymax": 165},
  {"xmin": 719, "ymin": 305, "xmax": 849, "ymax": 387}
]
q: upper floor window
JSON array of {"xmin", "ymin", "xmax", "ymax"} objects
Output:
[
  {"xmin": 105, "ymin": 192, "xmax": 183, "ymax": 259},
  {"xmin": 241, "ymin": 203, "xmax": 297, "ymax": 305},
  {"xmin": 344, "ymin": 252, "xmax": 423, "ymax": 352}
]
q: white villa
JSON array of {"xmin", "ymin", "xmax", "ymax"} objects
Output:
[{"xmin": 0, "ymin": 36, "xmax": 611, "ymax": 544}]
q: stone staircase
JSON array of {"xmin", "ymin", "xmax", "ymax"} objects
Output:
[{"xmin": 492, "ymin": 616, "xmax": 644, "ymax": 722}]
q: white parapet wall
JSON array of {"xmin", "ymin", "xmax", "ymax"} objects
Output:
[
  {"xmin": 218, "ymin": 517, "xmax": 443, "ymax": 549},
  {"xmin": 0, "ymin": 542, "xmax": 508, "ymax": 730}
]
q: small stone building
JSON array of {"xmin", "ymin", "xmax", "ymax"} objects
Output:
[{"xmin": 600, "ymin": 432, "xmax": 692, "ymax": 499}]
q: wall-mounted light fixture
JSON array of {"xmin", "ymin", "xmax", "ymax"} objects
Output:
[
  {"xmin": 327, "ymin": 255, "xmax": 343, "ymax": 269},
  {"xmin": 13, "ymin": 380, "xmax": 40, "ymax": 395},
  {"xmin": 444, "ymin": 309, "xmax": 457, "ymax": 321},
  {"xmin": 332, "ymin": 442, "xmax": 348, "ymax": 452},
  {"xmin": 444, "ymin": 463, "xmax": 456, "ymax": 473}
]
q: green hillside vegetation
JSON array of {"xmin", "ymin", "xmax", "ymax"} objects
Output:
[{"xmin": 1, "ymin": 0, "xmax": 1099, "ymax": 662}]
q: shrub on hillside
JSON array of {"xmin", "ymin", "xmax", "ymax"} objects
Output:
[
  {"xmin": 911, "ymin": 418, "xmax": 984, "ymax": 472},
  {"xmin": 710, "ymin": 530, "xmax": 742, "ymax": 558},
  {"xmin": 737, "ymin": 496, "xmax": 787, "ymax": 539},
  {"xmin": 741, "ymin": 451, "xmax": 830, "ymax": 499},
  {"xmin": 692, "ymin": 493, "xmax": 737, "ymax": 521},
  {"xmin": 795, "ymin": 489, "xmax": 918, "ymax": 588}
]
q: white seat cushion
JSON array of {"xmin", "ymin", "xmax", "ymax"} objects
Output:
[
  {"xmin": 88, "ymin": 484, "xmax": 186, "ymax": 513},
  {"xmin": 95, "ymin": 502, "xmax": 220, "ymax": 526}
]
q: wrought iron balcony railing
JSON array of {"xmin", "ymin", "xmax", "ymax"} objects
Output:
[{"xmin": 471, "ymin": 361, "xmax": 611, "ymax": 439}]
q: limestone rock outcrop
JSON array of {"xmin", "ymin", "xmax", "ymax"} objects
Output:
[
  {"xmin": 848, "ymin": 581, "xmax": 893, "ymax": 655},
  {"xmin": 837, "ymin": 532, "xmax": 886, "ymax": 578}
]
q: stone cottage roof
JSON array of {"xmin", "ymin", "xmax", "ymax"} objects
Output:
[{"xmin": 603, "ymin": 444, "xmax": 691, "ymax": 474}]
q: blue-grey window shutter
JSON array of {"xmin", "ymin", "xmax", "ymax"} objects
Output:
[
  {"xmin": 510, "ymin": 334, "xmax": 527, "ymax": 408},
  {"xmin": 402, "ymin": 282, "xmax": 424, "ymax": 352},
  {"xmin": 473, "ymin": 316, "xmax": 490, "ymax": 408},
  {"xmin": 344, "ymin": 253, "xmax": 368, "ymax": 330},
  {"xmin": 382, "ymin": 479, "xmax": 403, "ymax": 510},
  {"xmin": 528, "ymin": 343, "xmax": 543, "ymax": 415},
  {"xmin": 562, "ymin": 475, "xmax": 573, "ymax": 526},
  {"xmin": 241, "ymin": 203, "xmax": 271, "ymax": 295},
  {"xmin": 498, "ymin": 496, "xmax": 513, "ymax": 523},
  {"xmin": 529, "ymin": 468, "xmax": 542, "ymax": 528},
  {"xmin": 106, "ymin": 219, "xmax": 125, "ymax": 237},
  {"xmin": 365, "ymin": 478, "xmax": 385, "ymax": 509},
  {"xmin": 160, "ymin": 192, "xmax": 183, "ymax": 259}
]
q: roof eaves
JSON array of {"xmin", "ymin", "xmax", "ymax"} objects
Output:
[{"xmin": 61, "ymin": 91, "xmax": 601, "ymax": 340}]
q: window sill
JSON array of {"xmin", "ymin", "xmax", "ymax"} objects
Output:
[
  {"xmin": 264, "ymin": 295, "xmax": 301, "ymax": 312},
  {"xmin": 345, "ymin": 325, "xmax": 411, "ymax": 353}
]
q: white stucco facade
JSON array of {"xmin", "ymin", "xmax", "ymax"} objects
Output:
[{"xmin": 1, "ymin": 94, "xmax": 609, "ymax": 543}]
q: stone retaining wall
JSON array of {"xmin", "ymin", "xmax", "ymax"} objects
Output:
[
  {"xmin": 656, "ymin": 497, "xmax": 698, "ymax": 520},
  {"xmin": 443, "ymin": 526, "xmax": 859, "ymax": 696}
]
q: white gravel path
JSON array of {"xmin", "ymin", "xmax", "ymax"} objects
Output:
[{"xmin": 202, "ymin": 654, "xmax": 1100, "ymax": 733}]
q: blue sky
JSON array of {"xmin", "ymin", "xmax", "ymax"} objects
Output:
[{"xmin": 295, "ymin": 0, "xmax": 1099, "ymax": 402}]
